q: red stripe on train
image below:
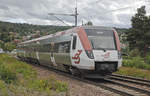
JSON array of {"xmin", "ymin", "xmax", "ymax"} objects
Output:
[
  {"xmin": 77, "ymin": 27, "xmax": 92, "ymax": 51},
  {"xmin": 113, "ymin": 29, "xmax": 121, "ymax": 51}
]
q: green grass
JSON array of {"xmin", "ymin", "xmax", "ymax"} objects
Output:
[
  {"xmin": 0, "ymin": 53, "xmax": 36, "ymax": 83},
  {"xmin": 115, "ymin": 67, "xmax": 150, "ymax": 80},
  {"xmin": 0, "ymin": 54, "xmax": 68, "ymax": 95},
  {"xmin": 117, "ymin": 56, "xmax": 150, "ymax": 80}
]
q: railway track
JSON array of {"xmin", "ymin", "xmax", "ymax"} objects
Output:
[
  {"xmin": 29, "ymin": 63, "xmax": 134, "ymax": 96},
  {"xmin": 111, "ymin": 74, "xmax": 150, "ymax": 84},
  {"xmin": 102, "ymin": 78, "xmax": 150, "ymax": 96},
  {"xmin": 28, "ymin": 63, "xmax": 150, "ymax": 96},
  {"xmin": 103, "ymin": 74, "xmax": 150, "ymax": 96}
]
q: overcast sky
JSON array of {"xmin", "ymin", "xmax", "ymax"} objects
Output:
[{"xmin": 0, "ymin": 0, "xmax": 150, "ymax": 28}]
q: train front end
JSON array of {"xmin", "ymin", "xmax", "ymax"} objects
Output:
[{"xmin": 82, "ymin": 26, "xmax": 122, "ymax": 77}]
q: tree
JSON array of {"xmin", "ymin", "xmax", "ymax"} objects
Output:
[
  {"xmin": 127, "ymin": 6, "xmax": 150, "ymax": 56},
  {"xmin": 84, "ymin": 21, "xmax": 93, "ymax": 26},
  {"xmin": 3, "ymin": 42, "xmax": 16, "ymax": 52},
  {"xmin": 0, "ymin": 40, "xmax": 4, "ymax": 49}
]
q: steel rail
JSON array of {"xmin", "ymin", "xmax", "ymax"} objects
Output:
[
  {"xmin": 112, "ymin": 74, "xmax": 150, "ymax": 83},
  {"xmin": 104, "ymin": 78, "xmax": 150, "ymax": 95},
  {"xmin": 108, "ymin": 75, "xmax": 150, "ymax": 87}
]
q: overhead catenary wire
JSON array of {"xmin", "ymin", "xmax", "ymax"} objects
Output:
[
  {"xmin": 97, "ymin": 1, "xmax": 147, "ymax": 14},
  {"xmin": 81, "ymin": 0, "xmax": 149, "ymax": 24},
  {"xmin": 48, "ymin": 0, "xmax": 149, "ymax": 26},
  {"xmin": 48, "ymin": 0, "xmax": 78, "ymax": 26},
  {"xmin": 80, "ymin": 1, "xmax": 135, "ymax": 25},
  {"xmin": 79, "ymin": 0, "xmax": 149, "ymax": 26},
  {"xmin": 50, "ymin": 14, "xmax": 71, "ymax": 26}
]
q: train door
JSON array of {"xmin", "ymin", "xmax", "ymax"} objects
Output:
[
  {"xmin": 71, "ymin": 34, "xmax": 84, "ymax": 65},
  {"xmin": 37, "ymin": 43, "xmax": 53, "ymax": 66},
  {"xmin": 70, "ymin": 35, "xmax": 80, "ymax": 65},
  {"xmin": 35, "ymin": 41, "xmax": 40, "ymax": 61}
]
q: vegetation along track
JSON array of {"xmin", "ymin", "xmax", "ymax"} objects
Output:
[
  {"xmin": 17, "ymin": 57, "xmax": 150, "ymax": 96},
  {"xmin": 19, "ymin": 63, "xmax": 148, "ymax": 96}
]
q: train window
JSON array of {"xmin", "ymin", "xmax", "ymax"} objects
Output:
[
  {"xmin": 57, "ymin": 41, "xmax": 70, "ymax": 53},
  {"xmin": 39, "ymin": 44, "xmax": 51, "ymax": 52},
  {"xmin": 72, "ymin": 36, "xmax": 77, "ymax": 50},
  {"xmin": 85, "ymin": 29, "xmax": 116, "ymax": 50},
  {"xmin": 64, "ymin": 42, "xmax": 70, "ymax": 53},
  {"xmin": 50, "ymin": 42, "xmax": 55, "ymax": 52},
  {"xmin": 58, "ymin": 44, "xmax": 64, "ymax": 53}
]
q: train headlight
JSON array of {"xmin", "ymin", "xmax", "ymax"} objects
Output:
[
  {"xmin": 85, "ymin": 50, "xmax": 94, "ymax": 59},
  {"xmin": 118, "ymin": 51, "xmax": 122, "ymax": 59}
]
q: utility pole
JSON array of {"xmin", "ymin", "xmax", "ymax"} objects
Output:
[
  {"xmin": 82, "ymin": 20, "xmax": 84, "ymax": 26},
  {"xmin": 48, "ymin": 0, "xmax": 78, "ymax": 26},
  {"xmin": 75, "ymin": 0, "xmax": 78, "ymax": 26}
]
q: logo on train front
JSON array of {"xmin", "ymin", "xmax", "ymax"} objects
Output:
[
  {"xmin": 72, "ymin": 50, "xmax": 82, "ymax": 64},
  {"xmin": 102, "ymin": 52, "xmax": 110, "ymax": 58}
]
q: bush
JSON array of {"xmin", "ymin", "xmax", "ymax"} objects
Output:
[
  {"xmin": 2, "ymin": 42, "xmax": 16, "ymax": 52},
  {"xmin": 0, "ymin": 64, "xmax": 16, "ymax": 83},
  {"xmin": 55, "ymin": 81, "xmax": 68, "ymax": 92},
  {"xmin": 116, "ymin": 67, "xmax": 150, "ymax": 80},
  {"xmin": 0, "ymin": 54, "xmax": 68, "ymax": 95},
  {"xmin": 123, "ymin": 56, "xmax": 150, "ymax": 70},
  {"xmin": 26, "ymin": 77, "xmax": 68, "ymax": 93},
  {"xmin": 0, "ymin": 54, "xmax": 36, "ymax": 79},
  {"xmin": 129, "ymin": 49, "xmax": 140, "ymax": 57},
  {"xmin": 145, "ymin": 54, "xmax": 150, "ymax": 65},
  {"xmin": 12, "ymin": 62, "xmax": 36, "ymax": 79},
  {"xmin": 0, "ymin": 80, "xmax": 9, "ymax": 96}
]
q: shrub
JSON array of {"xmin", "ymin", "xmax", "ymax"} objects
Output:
[
  {"xmin": 0, "ymin": 64, "xmax": 16, "ymax": 83},
  {"xmin": 29, "ymin": 79, "xmax": 51, "ymax": 91},
  {"xmin": 12, "ymin": 62, "xmax": 37, "ymax": 79},
  {"xmin": 0, "ymin": 80, "xmax": 9, "ymax": 96},
  {"xmin": 145, "ymin": 54, "xmax": 150, "ymax": 65},
  {"xmin": 26, "ymin": 77, "xmax": 68, "ymax": 93},
  {"xmin": 0, "ymin": 54, "xmax": 36, "ymax": 79},
  {"xmin": 55, "ymin": 81, "xmax": 68, "ymax": 92},
  {"xmin": 0, "ymin": 54, "xmax": 68, "ymax": 95},
  {"xmin": 123, "ymin": 56, "xmax": 150, "ymax": 70},
  {"xmin": 116, "ymin": 67, "xmax": 150, "ymax": 80},
  {"xmin": 129, "ymin": 49, "xmax": 140, "ymax": 57}
]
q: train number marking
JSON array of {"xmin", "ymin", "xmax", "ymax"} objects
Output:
[{"xmin": 72, "ymin": 50, "xmax": 82, "ymax": 64}]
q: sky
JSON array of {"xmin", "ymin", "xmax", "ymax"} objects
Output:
[{"xmin": 0, "ymin": 0, "xmax": 150, "ymax": 28}]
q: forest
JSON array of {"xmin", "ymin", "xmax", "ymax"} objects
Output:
[
  {"xmin": 0, "ymin": 20, "xmax": 127, "ymax": 52},
  {"xmin": 0, "ymin": 21, "xmax": 71, "ymax": 51}
]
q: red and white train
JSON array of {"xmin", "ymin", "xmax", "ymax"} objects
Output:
[{"xmin": 17, "ymin": 26, "xmax": 122, "ymax": 78}]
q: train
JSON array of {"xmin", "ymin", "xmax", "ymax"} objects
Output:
[{"xmin": 16, "ymin": 26, "xmax": 122, "ymax": 78}]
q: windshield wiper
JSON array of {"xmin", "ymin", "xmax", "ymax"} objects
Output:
[
  {"xmin": 97, "ymin": 48, "xmax": 106, "ymax": 52},
  {"xmin": 90, "ymin": 40, "xmax": 94, "ymax": 48}
]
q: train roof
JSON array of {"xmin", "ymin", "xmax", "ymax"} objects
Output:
[
  {"xmin": 18, "ymin": 26, "xmax": 114, "ymax": 45},
  {"xmin": 82, "ymin": 26, "xmax": 114, "ymax": 30}
]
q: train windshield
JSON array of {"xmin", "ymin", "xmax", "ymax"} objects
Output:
[{"xmin": 85, "ymin": 29, "xmax": 116, "ymax": 50}]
